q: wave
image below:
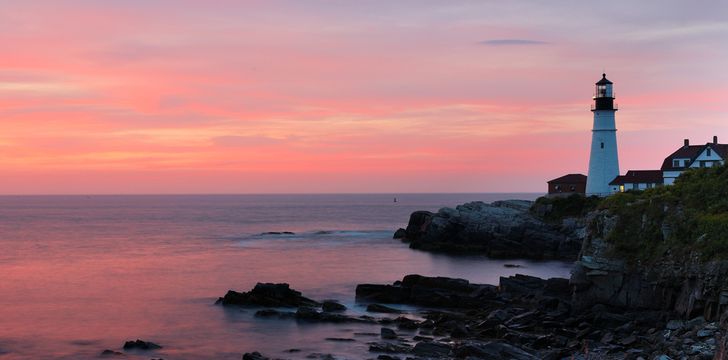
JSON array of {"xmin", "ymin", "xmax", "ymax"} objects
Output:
[{"xmin": 221, "ymin": 229, "xmax": 393, "ymax": 245}]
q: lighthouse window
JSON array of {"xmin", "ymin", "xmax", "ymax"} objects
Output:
[{"xmin": 600, "ymin": 142, "xmax": 604, "ymax": 149}]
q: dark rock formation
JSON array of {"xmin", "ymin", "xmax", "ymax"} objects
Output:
[
  {"xmin": 99, "ymin": 350, "xmax": 124, "ymax": 357},
  {"xmin": 366, "ymin": 303, "xmax": 401, "ymax": 313},
  {"xmin": 122, "ymin": 339, "xmax": 161, "ymax": 351},
  {"xmin": 396, "ymin": 200, "xmax": 583, "ymax": 260},
  {"xmin": 242, "ymin": 352, "xmax": 269, "ymax": 360},
  {"xmin": 216, "ymin": 283, "xmax": 319, "ymax": 307},
  {"xmin": 380, "ymin": 327, "xmax": 397, "ymax": 339},
  {"xmin": 356, "ymin": 274, "xmax": 498, "ymax": 308},
  {"xmin": 571, "ymin": 210, "xmax": 728, "ymax": 322},
  {"xmin": 321, "ymin": 300, "xmax": 346, "ymax": 312}
]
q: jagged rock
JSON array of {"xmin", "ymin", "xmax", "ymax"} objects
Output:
[
  {"xmin": 367, "ymin": 304, "xmax": 401, "ymax": 313},
  {"xmin": 454, "ymin": 341, "xmax": 538, "ymax": 360},
  {"xmin": 412, "ymin": 341, "xmax": 451, "ymax": 357},
  {"xmin": 321, "ymin": 300, "xmax": 347, "ymax": 312},
  {"xmin": 242, "ymin": 352, "xmax": 269, "ymax": 360},
  {"xmin": 380, "ymin": 327, "xmax": 397, "ymax": 339},
  {"xmin": 397, "ymin": 200, "xmax": 582, "ymax": 260},
  {"xmin": 356, "ymin": 274, "xmax": 498, "ymax": 308},
  {"xmin": 295, "ymin": 307, "xmax": 375, "ymax": 323},
  {"xmin": 122, "ymin": 339, "xmax": 161, "ymax": 351},
  {"xmin": 216, "ymin": 283, "xmax": 319, "ymax": 307},
  {"xmin": 368, "ymin": 342, "xmax": 411, "ymax": 354}
]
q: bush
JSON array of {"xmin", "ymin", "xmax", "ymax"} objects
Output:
[
  {"xmin": 600, "ymin": 164, "xmax": 728, "ymax": 262},
  {"xmin": 532, "ymin": 194, "xmax": 601, "ymax": 223}
]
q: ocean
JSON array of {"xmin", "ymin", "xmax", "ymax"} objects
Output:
[{"xmin": 0, "ymin": 194, "xmax": 572, "ymax": 359}]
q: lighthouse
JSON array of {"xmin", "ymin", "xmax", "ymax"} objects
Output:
[{"xmin": 585, "ymin": 73, "xmax": 620, "ymax": 196}]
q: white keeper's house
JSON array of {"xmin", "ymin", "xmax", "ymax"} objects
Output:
[
  {"xmin": 547, "ymin": 73, "xmax": 725, "ymax": 197},
  {"xmin": 660, "ymin": 136, "xmax": 726, "ymax": 185}
]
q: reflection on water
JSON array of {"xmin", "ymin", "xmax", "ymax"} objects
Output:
[{"xmin": 0, "ymin": 194, "xmax": 570, "ymax": 359}]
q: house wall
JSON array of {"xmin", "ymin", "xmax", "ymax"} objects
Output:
[
  {"xmin": 548, "ymin": 182, "xmax": 586, "ymax": 195},
  {"xmin": 690, "ymin": 149, "xmax": 724, "ymax": 168},
  {"xmin": 617, "ymin": 182, "xmax": 661, "ymax": 192},
  {"xmin": 663, "ymin": 170, "xmax": 682, "ymax": 185}
]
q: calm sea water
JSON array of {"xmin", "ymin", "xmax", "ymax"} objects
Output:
[{"xmin": 0, "ymin": 194, "xmax": 571, "ymax": 359}]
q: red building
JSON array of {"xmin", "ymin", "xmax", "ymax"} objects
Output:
[{"xmin": 547, "ymin": 174, "xmax": 587, "ymax": 197}]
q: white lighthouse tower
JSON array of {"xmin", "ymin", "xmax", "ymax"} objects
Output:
[{"xmin": 585, "ymin": 73, "xmax": 620, "ymax": 196}]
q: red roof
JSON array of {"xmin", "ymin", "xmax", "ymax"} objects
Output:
[
  {"xmin": 661, "ymin": 143, "xmax": 728, "ymax": 171},
  {"xmin": 609, "ymin": 170, "xmax": 664, "ymax": 185},
  {"xmin": 548, "ymin": 174, "xmax": 587, "ymax": 184}
]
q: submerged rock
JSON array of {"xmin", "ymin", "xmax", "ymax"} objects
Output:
[
  {"xmin": 216, "ymin": 283, "xmax": 320, "ymax": 307},
  {"xmin": 99, "ymin": 349, "xmax": 124, "ymax": 357},
  {"xmin": 122, "ymin": 339, "xmax": 161, "ymax": 351}
]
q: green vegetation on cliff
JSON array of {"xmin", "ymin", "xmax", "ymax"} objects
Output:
[
  {"xmin": 600, "ymin": 164, "xmax": 728, "ymax": 262},
  {"xmin": 531, "ymin": 194, "xmax": 601, "ymax": 223}
]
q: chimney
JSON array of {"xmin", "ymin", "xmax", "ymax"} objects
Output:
[
  {"xmin": 714, "ymin": 135, "xmax": 718, "ymax": 144},
  {"xmin": 684, "ymin": 139, "xmax": 690, "ymax": 147}
]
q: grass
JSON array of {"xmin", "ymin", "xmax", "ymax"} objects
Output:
[{"xmin": 597, "ymin": 164, "xmax": 728, "ymax": 262}]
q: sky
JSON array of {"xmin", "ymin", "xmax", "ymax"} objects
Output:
[{"xmin": 0, "ymin": 1, "xmax": 727, "ymax": 194}]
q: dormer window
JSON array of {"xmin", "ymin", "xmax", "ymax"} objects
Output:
[
  {"xmin": 673, "ymin": 159, "xmax": 680, "ymax": 167},
  {"xmin": 684, "ymin": 159, "xmax": 690, "ymax": 167},
  {"xmin": 707, "ymin": 148, "xmax": 712, "ymax": 156}
]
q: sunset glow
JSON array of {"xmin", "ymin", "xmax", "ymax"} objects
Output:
[{"xmin": 1, "ymin": 1, "xmax": 727, "ymax": 193}]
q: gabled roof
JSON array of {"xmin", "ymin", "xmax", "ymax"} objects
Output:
[
  {"xmin": 548, "ymin": 173, "xmax": 587, "ymax": 184},
  {"xmin": 609, "ymin": 170, "xmax": 664, "ymax": 185},
  {"xmin": 661, "ymin": 143, "xmax": 728, "ymax": 171}
]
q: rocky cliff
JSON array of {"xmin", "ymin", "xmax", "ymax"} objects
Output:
[
  {"xmin": 394, "ymin": 199, "xmax": 585, "ymax": 260},
  {"xmin": 571, "ymin": 209, "xmax": 728, "ymax": 322}
]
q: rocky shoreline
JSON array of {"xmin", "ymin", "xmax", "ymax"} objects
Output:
[
  {"xmin": 225, "ymin": 274, "xmax": 721, "ymax": 360},
  {"xmin": 224, "ymin": 190, "xmax": 728, "ymax": 359}
]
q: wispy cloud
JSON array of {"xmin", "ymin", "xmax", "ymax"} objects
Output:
[{"xmin": 478, "ymin": 39, "xmax": 548, "ymax": 46}]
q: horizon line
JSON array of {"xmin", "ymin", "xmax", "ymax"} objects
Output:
[{"xmin": 0, "ymin": 192, "xmax": 545, "ymax": 197}]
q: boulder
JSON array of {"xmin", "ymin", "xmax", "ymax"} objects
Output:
[
  {"xmin": 412, "ymin": 341, "xmax": 451, "ymax": 357},
  {"xmin": 356, "ymin": 274, "xmax": 498, "ymax": 308},
  {"xmin": 454, "ymin": 341, "xmax": 538, "ymax": 360},
  {"xmin": 321, "ymin": 300, "xmax": 347, "ymax": 312},
  {"xmin": 242, "ymin": 352, "xmax": 270, "ymax": 360},
  {"xmin": 380, "ymin": 327, "xmax": 397, "ymax": 339},
  {"xmin": 216, "ymin": 283, "xmax": 319, "ymax": 307}
]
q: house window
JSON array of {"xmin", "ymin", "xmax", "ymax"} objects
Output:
[
  {"xmin": 554, "ymin": 185, "xmax": 561, "ymax": 192},
  {"xmin": 569, "ymin": 185, "xmax": 576, "ymax": 191},
  {"xmin": 632, "ymin": 183, "xmax": 638, "ymax": 190},
  {"xmin": 684, "ymin": 159, "xmax": 690, "ymax": 167},
  {"xmin": 619, "ymin": 185, "xmax": 625, "ymax": 192},
  {"xmin": 673, "ymin": 159, "xmax": 680, "ymax": 167},
  {"xmin": 707, "ymin": 148, "xmax": 712, "ymax": 156},
  {"xmin": 646, "ymin": 183, "xmax": 653, "ymax": 189},
  {"xmin": 601, "ymin": 142, "xmax": 604, "ymax": 149}
]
